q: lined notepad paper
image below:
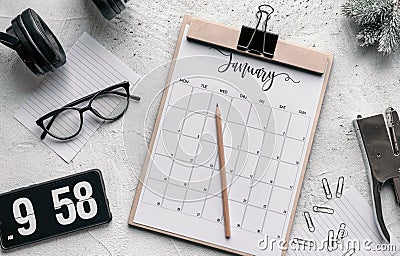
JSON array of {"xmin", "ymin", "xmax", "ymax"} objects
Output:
[
  {"xmin": 287, "ymin": 187, "xmax": 399, "ymax": 256},
  {"xmin": 15, "ymin": 33, "xmax": 140, "ymax": 162}
]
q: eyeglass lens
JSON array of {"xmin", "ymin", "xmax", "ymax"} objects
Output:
[
  {"xmin": 43, "ymin": 108, "xmax": 82, "ymax": 139},
  {"xmin": 91, "ymin": 87, "xmax": 129, "ymax": 119}
]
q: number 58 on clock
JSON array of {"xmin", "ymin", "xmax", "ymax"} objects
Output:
[{"xmin": 0, "ymin": 169, "xmax": 112, "ymax": 250}]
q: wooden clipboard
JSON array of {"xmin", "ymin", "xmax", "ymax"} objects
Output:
[{"xmin": 128, "ymin": 15, "xmax": 333, "ymax": 256}]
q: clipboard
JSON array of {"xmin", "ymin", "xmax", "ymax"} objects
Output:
[{"xmin": 128, "ymin": 13, "xmax": 333, "ymax": 256}]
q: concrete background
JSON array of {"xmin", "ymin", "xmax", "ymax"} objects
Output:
[{"xmin": 0, "ymin": 0, "xmax": 399, "ymax": 255}]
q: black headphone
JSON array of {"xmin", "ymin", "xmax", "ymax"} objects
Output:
[
  {"xmin": 0, "ymin": 1, "xmax": 128, "ymax": 75},
  {"xmin": 92, "ymin": 0, "xmax": 128, "ymax": 20},
  {"xmin": 0, "ymin": 8, "xmax": 66, "ymax": 75}
]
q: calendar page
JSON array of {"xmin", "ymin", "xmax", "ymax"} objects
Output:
[{"xmin": 132, "ymin": 25, "xmax": 328, "ymax": 256}]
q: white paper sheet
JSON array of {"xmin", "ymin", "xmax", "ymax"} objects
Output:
[
  {"xmin": 15, "ymin": 33, "xmax": 140, "ymax": 162},
  {"xmin": 287, "ymin": 187, "xmax": 399, "ymax": 255},
  {"xmin": 133, "ymin": 25, "xmax": 328, "ymax": 255}
]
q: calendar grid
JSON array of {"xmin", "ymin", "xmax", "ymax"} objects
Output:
[
  {"xmin": 180, "ymin": 89, "xmax": 213, "ymax": 216},
  {"xmin": 142, "ymin": 177, "xmax": 300, "ymax": 219},
  {"xmin": 159, "ymin": 83, "xmax": 194, "ymax": 209},
  {"xmin": 277, "ymin": 114, "xmax": 310, "ymax": 237},
  {"xmin": 140, "ymin": 181, "xmax": 292, "ymax": 234},
  {"xmin": 241, "ymin": 102, "xmax": 273, "ymax": 234},
  {"xmin": 145, "ymin": 155, "xmax": 302, "ymax": 188},
  {"xmin": 158, "ymin": 104, "xmax": 309, "ymax": 144},
  {"xmin": 263, "ymin": 112, "xmax": 293, "ymax": 238},
  {"xmin": 198, "ymin": 91, "xmax": 234, "ymax": 222},
  {"xmin": 142, "ymin": 78, "xmax": 311, "ymax": 236},
  {"xmin": 224, "ymin": 95, "xmax": 252, "ymax": 228}
]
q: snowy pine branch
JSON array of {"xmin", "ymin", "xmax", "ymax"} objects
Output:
[{"xmin": 342, "ymin": 0, "xmax": 400, "ymax": 54}]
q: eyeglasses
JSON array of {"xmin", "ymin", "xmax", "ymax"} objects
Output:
[{"xmin": 36, "ymin": 81, "xmax": 140, "ymax": 140}]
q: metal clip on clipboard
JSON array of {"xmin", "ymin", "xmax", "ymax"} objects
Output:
[
  {"xmin": 354, "ymin": 107, "xmax": 400, "ymax": 243},
  {"xmin": 186, "ymin": 6, "xmax": 330, "ymax": 74},
  {"xmin": 237, "ymin": 4, "xmax": 278, "ymax": 58}
]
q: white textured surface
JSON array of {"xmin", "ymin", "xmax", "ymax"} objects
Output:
[{"xmin": 0, "ymin": 0, "xmax": 399, "ymax": 255}]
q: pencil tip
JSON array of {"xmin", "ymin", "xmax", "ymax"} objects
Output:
[{"xmin": 216, "ymin": 103, "xmax": 219, "ymax": 107}]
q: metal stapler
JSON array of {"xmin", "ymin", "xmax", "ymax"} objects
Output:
[{"xmin": 353, "ymin": 107, "xmax": 400, "ymax": 243}]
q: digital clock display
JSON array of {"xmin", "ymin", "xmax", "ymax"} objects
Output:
[{"xmin": 0, "ymin": 169, "xmax": 112, "ymax": 250}]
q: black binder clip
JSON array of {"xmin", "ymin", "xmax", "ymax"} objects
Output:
[
  {"xmin": 237, "ymin": 4, "xmax": 279, "ymax": 58},
  {"xmin": 353, "ymin": 107, "xmax": 400, "ymax": 243}
]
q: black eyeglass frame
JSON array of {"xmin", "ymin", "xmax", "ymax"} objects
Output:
[{"xmin": 36, "ymin": 81, "xmax": 139, "ymax": 141}]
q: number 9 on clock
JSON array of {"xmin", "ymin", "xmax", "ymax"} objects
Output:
[{"xmin": 0, "ymin": 169, "xmax": 112, "ymax": 250}]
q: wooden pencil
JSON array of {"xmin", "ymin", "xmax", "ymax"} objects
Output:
[{"xmin": 215, "ymin": 104, "xmax": 231, "ymax": 238}]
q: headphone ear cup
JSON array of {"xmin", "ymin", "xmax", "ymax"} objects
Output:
[
  {"xmin": 8, "ymin": 33, "xmax": 42, "ymax": 75},
  {"xmin": 21, "ymin": 9, "xmax": 66, "ymax": 68},
  {"xmin": 91, "ymin": 0, "xmax": 118, "ymax": 20},
  {"xmin": 11, "ymin": 17, "xmax": 49, "ymax": 74},
  {"xmin": 0, "ymin": 8, "xmax": 64, "ymax": 75}
]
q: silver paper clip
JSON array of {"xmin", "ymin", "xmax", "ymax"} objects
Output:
[
  {"xmin": 304, "ymin": 211, "xmax": 315, "ymax": 232},
  {"xmin": 322, "ymin": 178, "xmax": 332, "ymax": 199},
  {"xmin": 336, "ymin": 176, "xmax": 345, "ymax": 198},
  {"xmin": 313, "ymin": 206, "xmax": 334, "ymax": 214},
  {"xmin": 327, "ymin": 229, "xmax": 335, "ymax": 251},
  {"xmin": 336, "ymin": 223, "xmax": 348, "ymax": 244},
  {"xmin": 292, "ymin": 237, "xmax": 315, "ymax": 249}
]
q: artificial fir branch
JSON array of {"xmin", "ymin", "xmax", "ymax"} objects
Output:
[
  {"xmin": 342, "ymin": 0, "xmax": 400, "ymax": 54},
  {"xmin": 343, "ymin": 0, "xmax": 391, "ymax": 25},
  {"xmin": 356, "ymin": 24, "xmax": 381, "ymax": 46},
  {"xmin": 378, "ymin": 4, "xmax": 400, "ymax": 53}
]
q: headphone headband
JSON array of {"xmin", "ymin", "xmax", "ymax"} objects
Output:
[
  {"xmin": 91, "ymin": 0, "xmax": 127, "ymax": 20},
  {"xmin": 0, "ymin": 2, "xmax": 128, "ymax": 76}
]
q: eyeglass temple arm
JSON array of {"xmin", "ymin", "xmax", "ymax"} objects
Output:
[
  {"xmin": 62, "ymin": 91, "xmax": 140, "ymax": 107},
  {"xmin": 128, "ymin": 94, "xmax": 141, "ymax": 101},
  {"xmin": 61, "ymin": 91, "xmax": 139, "ymax": 109},
  {"xmin": 40, "ymin": 116, "xmax": 56, "ymax": 139},
  {"xmin": 40, "ymin": 92, "xmax": 140, "ymax": 139}
]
